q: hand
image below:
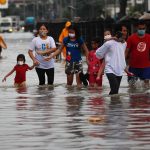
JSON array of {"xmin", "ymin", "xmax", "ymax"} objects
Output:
[
  {"xmin": 125, "ymin": 67, "xmax": 134, "ymax": 76},
  {"xmin": 2, "ymin": 77, "xmax": 6, "ymax": 82},
  {"xmin": 96, "ymin": 76, "xmax": 100, "ymax": 81},
  {"xmin": 33, "ymin": 59, "xmax": 40, "ymax": 66},
  {"xmin": 44, "ymin": 56, "xmax": 51, "ymax": 61}
]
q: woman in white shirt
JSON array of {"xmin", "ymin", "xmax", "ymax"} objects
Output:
[
  {"xmin": 96, "ymin": 31, "xmax": 126, "ymax": 95},
  {"xmin": 28, "ymin": 24, "xmax": 56, "ymax": 85}
]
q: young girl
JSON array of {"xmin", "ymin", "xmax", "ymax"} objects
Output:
[
  {"xmin": 42, "ymin": 24, "xmax": 89, "ymax": 87},
  {"xmin": 88, "ymin": 37, "xmax": 104, "ymax": 87},
  {"xmin": 28, "ymin": 23, "xmax": 56, "ymax": 85},
  {"xmin": 2, "ymin": 54, "xmax": 35, "ymax": 87},
  {"xmin": 96, "ymin": 31, "xmax": 128, "ymax": 95}
]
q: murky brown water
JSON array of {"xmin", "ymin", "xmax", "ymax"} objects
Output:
[{"xmin": 0, "ymin": 32, "xmax": 150, "ymax": 150}]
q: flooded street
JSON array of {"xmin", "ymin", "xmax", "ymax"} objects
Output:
[{"xmin": 0, "ymin": 32, "xmax": 150, "ymax": 150}]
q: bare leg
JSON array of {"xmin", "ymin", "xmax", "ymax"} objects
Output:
[
  {"xmin": 144, "ymin": 79, "xmax": 149, "ymax": 88},
  {"xmin": 76, "ymin": 73, "xmax": 82, "ymax": 87},
  {"xmin": 67, "ymin": 74, "xmax": 74, "ymax": 86}
]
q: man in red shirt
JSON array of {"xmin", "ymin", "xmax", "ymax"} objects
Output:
[{"xmin": 126, "ymin": 20, "xmax": 150, "ymax": 87}]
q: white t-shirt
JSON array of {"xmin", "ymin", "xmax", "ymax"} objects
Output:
[
  {"xmin": 29, "ymin": 36, "xmax": 56, "ymax": 69},
  {"xmin": 96, "ymin": 40, "xmax": 126, "ymax": 76}
]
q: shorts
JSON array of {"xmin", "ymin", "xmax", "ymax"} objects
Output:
[
  {"xmin": 129, "ymin": 67, "xmax": 150, "ymax": 80},
  {"xmin": 65, "ymin": 61, "xmax": 83, "ymax": 75}
]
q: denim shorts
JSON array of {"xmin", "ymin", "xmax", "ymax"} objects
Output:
[
  {"xmin": 129, "ymin": 67, "xmax": 150, "ymax": 80},
  {"xmin": 65, "ymin": 61, "xmax": 83, "ymax": 75}
]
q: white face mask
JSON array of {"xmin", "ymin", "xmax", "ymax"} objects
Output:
[
  {"xmin": 39, "ymin": 31, "xmax": 47, "ymax": 37},
  {"xmin": 68, "ymin": 33, "xmax": 75, "ymax": 38},
  {"xmin": 104, "ymin": 34, "xmax": 112, "ymax": 40},
  {"xmin": 18, "ymin": 61, "xmax": 24, "ymax": 65}
]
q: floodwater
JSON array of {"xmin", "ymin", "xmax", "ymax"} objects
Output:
[{"xmin": 0, "ymin": 32, "xmax": 150, "ymax": 150}]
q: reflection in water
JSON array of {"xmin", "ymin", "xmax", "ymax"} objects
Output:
[
  {"xmin": 65, "ymin": 96, "xmax": 84, "ymax": 139},
  {"xmin": 128, "ymin": 94, "xmax": 150, "ymax": 145},
  {"xmin": 87, "ymin": 96, "xmax": 106, "ymax": 140},
  {"xmin": 104, "ymin": 96, "xmax": 130, "ymax": 149}
]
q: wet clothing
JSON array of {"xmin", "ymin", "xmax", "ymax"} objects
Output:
[
  {"xmin": 96, "ymin": 40, "xmax": 126, "ymax": 94},
  {"xmin": 29, "ymin": 36, "xmax": 56, "ymax": 85},
  {"xmin": 96, "ymin": 40, "xmax": 126, "ymax": 76},
  {"xmin": 65, "ymin": 61, "xmax": 83, "ymax": 75},
  {"xmin": 88, "ymin": 49, "xmax": 103, "ymax": 86},
  {"xmin": 63, "ymin": 37, "xmax": 83, "ymax": 63},
  {"xmin": 14, "ymin": 64, "xmax": 30, "ymax": 84},
  {"xmin": 29, "ymin": 36, "xmax": 56, "ymax": 69},
  {"xmin": 63, "ymin": 37, "xmax": 84, "ymax": 75},
  {"xmin": 106, "ymin": 73, "xmax": 122, "ymax": 95},
  {"xmin": 129, "ymin": 66, "xmax": 150, "ymax": 80},
  {"xmin": 127, "ymin": 33, "xmax": 150, "ymax": 68},
  {"xmin": 35, "ymin": 68, "xmax": 54, "ymax": 85}
]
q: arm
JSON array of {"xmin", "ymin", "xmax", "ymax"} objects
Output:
[
  {"xmin": 125, "ymin": 48, "xmax": 130, "ymax": 59},
  {"xmin": 0, "ymin": 36, "xmax": 7, "ymax": 49},
  {"xmin": 28, "ymin": 64, "xmax": 35, "ymax": 70},
  {"xmin": 124, "ymin": 66, "xmax": 134, "ymax": 76},
  {"xmin": 96, "ymin": 42, "xmax": 109, "ymax": 59},
  {"xmin": 96, "ymin": 61, "xmax": 105, "ymax": 79},
  {"xmin": 28, "ymin": 50, "xmax": 40, "ymax": 66},
  {"xmin": 44, "ymin": 44, "xmax": 64, "ymax": 61},
  {"xmin": 2, "ymin": 68, "xmax": 15, "ymax": 82},
  {"xmin": 37, "ymin": 37, "xmax": 57, "ymax": 55},
  {"xmin": 36, "ymin": 48, "xmax": 56, "ymax": 55},
  {"xmin": 81, "ymin": 43, "xmax": 89, "ymax": 64}
]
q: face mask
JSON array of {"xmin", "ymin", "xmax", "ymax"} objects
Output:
[
  {"xmin": 137, "ymin": 29, "xmax": 145, "ymax": 36},
  {"xmin": 18, "ymin": 61, "xmax": 24, "ymax": 65},
  {"xmin": 39, "ymin": 31, "xmax": 47, "ymax": 37},
  {"xmin": 104, "ymin": 35, "xmax": 112, "ymax": 40},
  {"xmin": 68, "ymin": 33, "xmax": 75, "ymax": 38}
]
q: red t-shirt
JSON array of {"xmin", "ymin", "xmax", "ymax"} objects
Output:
[
  {"xmin": 88, "ymin": 50, "xmax": 103, "ymax": 75},
  {"xmin": 14, "ymin": 64, "xmax": 30, "ymax": 83},
  {"xmin": 127, "ymin": 33, "xmax": 150, "ymax": 68}
]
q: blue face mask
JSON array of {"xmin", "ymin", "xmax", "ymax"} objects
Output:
[{"xmin": 137, "ymin": 29, "xmax": 145, "ymax": 36}]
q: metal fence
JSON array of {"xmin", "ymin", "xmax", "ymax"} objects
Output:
[{"xmin": 36, "ymin": 19, "xmax": 150, "ymax": 48}]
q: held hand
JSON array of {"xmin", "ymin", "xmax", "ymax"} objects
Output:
[
  {"xmin": 2, "ymin": 77, "xmax": 6, "ymax": 82},
  {"xmin": 125, "ymin": 67, "xmax": 134, "ymax": 76},
  {"xmin": 33, "ymin": 59, "xmax": 40, "ymax": 66},
  {"xmin": 96, "ymin": 76, "xmax": 100, "ymax": 81},
  {"xmin": 44, "ymin": 56, "xmax": 51, "ymax": 61}
]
